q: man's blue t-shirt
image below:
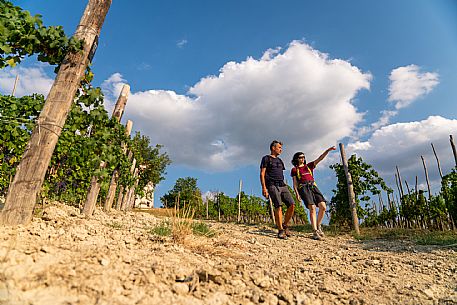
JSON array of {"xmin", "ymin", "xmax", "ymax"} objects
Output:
[{"xmin": 260, "ymin": 155, "xmax": 285, "ymax": 187}]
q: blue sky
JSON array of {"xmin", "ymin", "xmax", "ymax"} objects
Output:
[{"xmin": 2, "ymin": 0, "xmax": 457, "ymax": 208}]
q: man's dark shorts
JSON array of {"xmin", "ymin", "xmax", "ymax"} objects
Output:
[
  {"xmin": 298, "ymin": 182, "xmax": 326, "ymax": 209},
  {"xmin": 268, "ymin": 184, "xmax": 295, "ymax": 209}
]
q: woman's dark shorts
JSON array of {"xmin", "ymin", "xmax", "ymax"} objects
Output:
[
  {"xmin": 298, "ymin": 182, "xmax": 326, "ymax": 209},
  {"xmin": 267, "ymin": 184, "xmax": 295, "ymax": 209}
]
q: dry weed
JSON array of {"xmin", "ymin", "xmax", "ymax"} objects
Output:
[{"xmin": 170, "ymin": 205, "xmax": 195, "ymax": 244}]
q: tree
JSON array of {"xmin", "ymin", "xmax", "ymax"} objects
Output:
[
  {"xmin": 160, "ymin": 177, "xmax": 202, "ymax": 209},
  {"xmin": 329, "ymin": 154, "xmax": 392, "ymax": 228},
  {"xmin": 130, "ymin": 132, "xmax": 171, "ymax": 197}
]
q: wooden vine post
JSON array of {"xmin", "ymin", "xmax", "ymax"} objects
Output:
[
  {"xmin": 395, "ymin": 166, "xmax": 405, "ymax": 198},
  {"xmin": 103, "ymin": 87, "xmax": 131, "ymax": 211},
  {"xmin": 339, "ymin": 143, "xmax": 360, "ymax": 235},
  {"xmin": 82, "ymin": 85, "xmax": 130, "ymax": 216},
  {"xmin": 114, "ymin": 121, "xmax": 133, "ymax": 210},
  {"xmin": 450, "ymin": 135, "xmax": 457, "ymax": 167},
  {"xmin": 121, "ymin": 158, "xmax": 137, "ymax": 211},
  {"xmin": 431, "ymin": 143, "xmax": 443, "ymax": 179},
  {"xmin": 1, "ymin": 0, "xmax": 112, "ymax": 226},
  {"xmin": 11, "ymin": 74, "xmax": 19, "ymax": 96},
  {"xmin": 126, "ymin": 167, "xmax": 139, "ymax": 210},
  {"xmin": 421, "ymin": 155, "xmax": 432, "ymax": 201},
  {"xmin": 237, "ymin": 179, "xmax": 242, "ymax": 222}
]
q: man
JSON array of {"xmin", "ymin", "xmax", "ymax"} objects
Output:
[
  {"xmin": 291, "ymin": 146, "xmax": 336, "ymax": 240},
  {"xmin": 260, "ymin": 140, "xmax": 295, "ymax": 239}
]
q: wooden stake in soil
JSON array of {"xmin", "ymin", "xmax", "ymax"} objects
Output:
[
  {"xmin": 421, "ymin": 155, "xmax": 432, "ymax": 201},
  {"xmin": 104, "ymin": 119, "xmax": 133, "ymax": 211},
  {"xmin": 450, "ymin": 135, "xmax": 457, "ymax": 167},
  {"xmin": 121, "ymin": 158, "xmax": 137, "ymax": 211},
  {"xmin": 237, "ymin": 179, "xmax": 242, "ymax": 222},
  {"xmin": 1, "ymin": 0, "xmax": 112, "ymax": 226},
  {"xmin": 83, "ymin": 84, "xmax": 130, "ymax": 215},
  {"xmin": 11, "ymin": 74, "xmax": 19, "ymax": 96},
  {"xmin": 339, "ymin": 143, "xmax": 360, "ymax": 235},
  {"xmin": 395, "ymin": 166, "xmax": 405, "ymax": 198},
  {"xmin": 431, "ymin": 143, "xmax": 443, "ymax": 179},
  {"xmin": 126, "ymin": 167, "xmax": 139, "ymax": 210}
]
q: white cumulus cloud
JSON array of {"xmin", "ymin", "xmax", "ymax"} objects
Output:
[
  {"xmin": 388, "ymin": 65, "xmax": 439, "ymax": 109},
  {"xmin": 0, "ymin": 66, "xmax": 54, "ymax": 97},
  {"xmin": 348, "ymin": 116, "xmax": 457, "ymax": 192},
  {"xmin": 108, "ymin": 41, "xmax": 372, "ymax": 171}
]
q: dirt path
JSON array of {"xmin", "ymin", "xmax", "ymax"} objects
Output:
[{"xmin": 0, "ymin": 203, "xmax": 456, "ymax": 305}]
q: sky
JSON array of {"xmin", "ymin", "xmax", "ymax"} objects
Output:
[{"xmin": 2, "ymin": 0, "xmax": 457, "ymax": 209}]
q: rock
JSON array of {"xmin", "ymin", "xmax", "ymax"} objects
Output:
[
  {"xmin": 172, "ymin": 282, "xmax": 189, "ymax": 294},
  {"xmin": 100, "ymin": 258, "xmax": 110, "ymax": 266}
]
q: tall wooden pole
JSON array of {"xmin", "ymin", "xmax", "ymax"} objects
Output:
[
  {"xmin": 81, "ymin": 161, "xmax": 106, "ymax": 216},
  {"xmin": 450, "ymin": 135, "xmax": 457, "ymax": 167},
  {"xmin": 339, "ymin": 143, "xmax": 360, "ymax": 235},
  {"xmin": 431, "ymin": 143, "xmax": 443, "ymax": 179},
  {"xmin": 395, "ymin": 166, "xmax": 405, "ymax": 198},
  {"xmin": 83, "ymin": 85, "xmax": 130, "ymax": 215},
  {"xmin": 217, "ymin": 192, "xmax": 221, "ymax": 222},
  {"xmin": 11, "ymin": 74, "xmax": 19, "ymax": 96},
  {"xmin": 394, "ymin": 173, "xmax": 402, "ymax": 201},
  {"xmin": 421, "ymin": 155, "xmax": 432, "ymax": 201},
  {"xmin": 111, "ymin": 85, "xmax": 130, "ymax": 122},
  {"xmin": 121, "ymin": 158, "xmax": 136, "ymax": 210},
  {"xmin": 1, "ymin": 0, "xmax": 112, "ymax": 225},
  {"xmin": 237, "ymin": 179, "xmax": 242, "ymax": 222},
  {"xmin": 126, "ymin": 167, "xmax": 139, "ymax": 210},
  {"xmin": 104, "ymin": 118, "xmax": 133, "ymax": 211}
]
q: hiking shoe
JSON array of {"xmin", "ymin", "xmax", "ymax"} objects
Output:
[
  {"xmin": 278, "ymin": 230, "xmax": 288, "ymax": 240},
  {"xmin": 317, "ymin": 225, "xmax": 325, "ymax": 237},
  {"xmin": 283, "ymin": 224, "xmax": 292, "ymax": 237},
  {"xmin": 312, "ymin": 230, "xmax": 322, "ymax": 240}
]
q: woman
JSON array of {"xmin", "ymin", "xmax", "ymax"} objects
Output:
[{"xmin": 291, "ymin": 147, "xmax": 336, "ymax": 240}]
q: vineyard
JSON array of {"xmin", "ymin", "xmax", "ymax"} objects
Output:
[
  {"xmin": 1, "ymin": 0, "xmax": 457, "ymax": 232},
  {"xmin": 0, "ymin": 1, "xmax": 457, "ymax": 304},
  {"xmin": 0, "ymin": 0, "xmax": 170, "ymax": 222},
  {"xmin": 328, "ymin": 146, "xmax": 457, "ymax": 232}
]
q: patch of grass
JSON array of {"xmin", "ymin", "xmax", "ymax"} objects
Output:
[
  {"xmin": 105, "ymin": 221, "xmax": 124, "ymax": 230},
  {"xmin": 170, "ymin": 206, "xmax": 195, "ymax": 243},
  {"xmin": 149, "ymin": 221, "xmax": 172, "ymax": 236},
  {"xmin": 355, "ymin": 227, "xmax": 457, "ymax": 247},
  {"xmin": 133, "ymin": 208, "xmax": 174, "ymax": 217},
  {"xmin": 192, "ymin": 221, "xmax": 217, "ymax": 237},
  {"xmin": 414, "ymin": 231, "xmax": 457, "ymax": 246}
]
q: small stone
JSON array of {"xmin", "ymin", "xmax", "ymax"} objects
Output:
[
  {"xmin": 172, "ymin": 282, "xmax": 189, "ymax": 294},
  {"xmin": 100, "ymin": 258, "xmax": 110, "ymax": 266},
  {"xmin": 423, "ymin": 288, "xmax": 434, "ymax": 299}
]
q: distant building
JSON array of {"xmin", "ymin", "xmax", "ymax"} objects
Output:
[{"xmin": 135, "ymin": 182, "xmax": 154, "ymax": 209}]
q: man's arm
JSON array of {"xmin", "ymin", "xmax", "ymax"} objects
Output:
[
  {"xmin": 312, "ymin": 146, "xmax": 336, "ymax": 167},
  {"xmin": 260, "ymin": 167, "xmax": 269, "ymax": 198}
]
